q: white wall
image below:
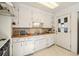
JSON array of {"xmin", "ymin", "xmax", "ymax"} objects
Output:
[
  {"xmin": 0, "ymin": 15, "xmax": 12, "ymax": 38},
  {"xmin": 0, "ymin": 15, "xmax": 12, "ymax": 55},
  {"xmin": 54, "ymin": 3, "xmax": 79, "ymax": 54}
]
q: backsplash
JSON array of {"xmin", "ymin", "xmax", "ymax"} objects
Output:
[{"xmin": 12, "ymin": 27, "xmax": 55, "ymax": 37}]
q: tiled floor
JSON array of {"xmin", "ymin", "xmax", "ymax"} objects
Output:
[{"xmin": 32, "ymin": 45, "xmax": 77, "ymax": 56}]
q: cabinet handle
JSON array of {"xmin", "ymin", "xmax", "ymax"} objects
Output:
[
  {"xmin": 55, "ymin": 31, "xmax": 57, "ymax": 34},
  {"xmin": 21, "ymin": 42, "xmax": 23, "ymax": 46}
]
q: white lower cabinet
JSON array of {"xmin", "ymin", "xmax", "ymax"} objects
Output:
[
  {"xmin": 47, "ymin": 34, "xmax": 55, "ymax": 47},
  {"xmin": 12, "ymin": 38, "xmax": 24, "ymax": 56},
  {"xmin": 34, "ymin": 37, "xmax": 47, "ymax": 52},
  {"xmin": 47, "ymin": 38, "xmax": 55, "ymax": 47},
  {"xmin": 23, "ymin": 38, "xmax": 34, "ymax": 55},
  {"xmin": 34, "ymin": 39, "xmax": 40, "ymax": 51},
  {"xmin": 39, "ymin": 38, "xmax": 47, "ymax": 50},
  {"xmin": 13, "ymin": 42, "xmax": 23, "ymax": 56},
  {"xmin": 12, "ymin": 34, "xmax": 55, "ymax": 56},
  {"xmin": 13, "ymin": 38, "xmax": 34, "ymax": 56}
]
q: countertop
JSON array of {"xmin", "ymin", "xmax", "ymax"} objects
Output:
[
  {"xmin": 0, "ymin": 39, "xmax": 10, "ymax": 49},
  {"xmin": 12, "ymin": 33, "xmax": 55, "ymax": 38}
]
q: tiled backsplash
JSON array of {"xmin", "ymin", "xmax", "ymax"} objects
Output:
[{"xmin": 12, "ymin": 28, "xmax": 55, "ymax": 37}]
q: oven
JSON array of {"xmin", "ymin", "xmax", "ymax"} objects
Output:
[{"xmin": 0, "ymin": 40, "xmax": 10, "ymax": 56}]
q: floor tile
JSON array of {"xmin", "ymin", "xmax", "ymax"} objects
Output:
[{"xmin": 32, "ymin": 45, "xmax": 76, "ymax": 56}]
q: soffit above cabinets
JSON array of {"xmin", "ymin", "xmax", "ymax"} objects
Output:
[{"xmin": 13, "ymin": 2, "xmax": 79, "ymax": 13}]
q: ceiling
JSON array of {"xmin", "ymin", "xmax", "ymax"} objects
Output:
[{"xmin": 13, "ymin": 2, "xmax": 79, "ymax": 13}]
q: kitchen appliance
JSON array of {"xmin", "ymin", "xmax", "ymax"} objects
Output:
[
  {"xmin": 0, "ymin": 34, "xmax": 7, "ymax": 41},
  {"xmin": 0, "ymin": 40, "xmax": 10, "ymax": 56}
]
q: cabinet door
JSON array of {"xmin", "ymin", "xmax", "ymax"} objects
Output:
[
  {"xmin": 27, "ymin": 39, "xmax": 35, "ymax": 50},
  {"xmin": 39, "ymin": 38, "xmax": 47, "ymax": 49},
  {"xmin": 43, "ymin": 13, "xmax": 53, "ymax": 28},
  {"xmin": 13, "ymin": 42, "xmax": 23, "ymax": 56},
  {"xmin": 22, "ymin": 41, "xmax": 33, "ymax": 55},
  {"xmin": 32, "ymin": 8, "xmax": 40, "ymax": 22},
  {"xmin": 19, "ymin": 6, "xmax": 32, "ymax": 27},
  {"xmin": 34, "ymin": 38, "xmax": 47, "ymax": 51},
  {"xmin": 34, "ymin": 39, "xmax": 40, "ymax": 51},
  {"xmin": 47, "ymin": 38, "xmax": 54, "ymax": 47},
  {"xmin": 23, "ymin": 38, "xmax": 34, "ymax": 55},
  {"xmin": 22, "ymin": 41, "xmax": 29, "ymax": 55}
]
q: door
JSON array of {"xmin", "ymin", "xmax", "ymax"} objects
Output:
[{"xmin": 56, "ymin": 14, "xmax": 71, "ymax": 50}]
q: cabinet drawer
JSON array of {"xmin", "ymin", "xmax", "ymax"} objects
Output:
[{"xmin": 13, "ymin": 38, "xmax": 25, "ymax": 43}]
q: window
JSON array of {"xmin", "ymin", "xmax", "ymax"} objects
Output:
[
  {"xmin": 64, "ymin": 17, "xmax": 68, "ymax": 23},
  {"xmin": 64, "ymin": 28, "xmax": 68, "ymax": 33},
  {"xmin": 58, "ymin": 19, "xmax": 61, "ymax": 23},
  {"xmin": 58, "ymin": 16, "xmax": 68, "ymax": 33},
  {"xmin": 58, "ymin": 28, "xmax": 61, "ymax": 32}
]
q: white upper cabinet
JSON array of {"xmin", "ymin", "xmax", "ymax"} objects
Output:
[
  {"xmin": 18, "ymin": 5, "xmax": 32, "ymax": 27},
  {"xmin": 12, "ymin": 7, "xmax": 19, "ymax": 27},
  {"xmin": 12, "ymin": 5, "xmax": 33, "ymax": 27},
  {"xmin": 32, "ymin": 8, "xmax": 40, "ymax": 22},
  {"xmin": 12, "ymin": 4, "xmax": 53, "ymax": 28},
  {"xmin": 42, "ymin": 13, "xmax": 53, "ymax": 28},
  {"xmin": 32, "ymin": 7, "xmax": 44, "ymax": 23},
  {"xmin": 32, "ymin": 7, "xmax": 53, "ymax": 28}
]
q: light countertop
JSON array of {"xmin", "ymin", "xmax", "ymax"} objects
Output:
[{"xmin": 0, "ymin": 39, "xmax": 9, "ymax": 49}]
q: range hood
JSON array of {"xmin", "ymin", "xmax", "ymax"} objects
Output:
[{"xmin": 0, "ymin": 2, "xmax": 14, "ymax": 16}]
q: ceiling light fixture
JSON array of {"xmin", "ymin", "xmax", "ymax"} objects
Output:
[{"xmin": 39, "ymin": 2, "xmax": 58, "ymax": 9}]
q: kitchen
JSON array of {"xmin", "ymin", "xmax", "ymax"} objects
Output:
[{"xmin": 0, "ymin": 2, "xmax": 79, "ymax": 56}]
